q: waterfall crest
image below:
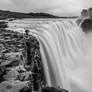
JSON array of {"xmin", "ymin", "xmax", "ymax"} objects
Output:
[
  {"xmin": 32, "ymin": 20, "xmax": 84, "ymax": 91},
  {"xmin": 29, "ymin": 20, "xmax": 92, "ymax": 92}
]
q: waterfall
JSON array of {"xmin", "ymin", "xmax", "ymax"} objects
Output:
[
  {"xmin": 29, "ymin": 20, "xmax": 92, "ymax": 92},
  {"xmin": 30, "ymin": 20, "xmax": 83, "ymax": 91}
]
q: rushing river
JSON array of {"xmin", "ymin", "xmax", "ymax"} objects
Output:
[
  {"xmin": 7, "ymin": 18, "xmax": 76, "ymax": 30},
  {"xmin": 7, "ymin": 18, "xmax": 92, "ymax": 92}
]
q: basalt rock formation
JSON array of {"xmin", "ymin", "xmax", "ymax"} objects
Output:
[{"xmin": 0, "ymin": 29, "xmax": 45, "ymax": 92}]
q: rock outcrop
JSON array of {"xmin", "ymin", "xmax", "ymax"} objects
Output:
[{"xmin": 0, "ymin": 29, "xmax": 45, "ymax": 92}]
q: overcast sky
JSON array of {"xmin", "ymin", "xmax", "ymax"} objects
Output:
[{"xmin": 0, "ymin": 0, "xmax": 92, "ymax": 16}]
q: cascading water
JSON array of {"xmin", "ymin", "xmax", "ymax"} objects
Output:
[{"xmin": 29, "ymin": 20, "xmax": 92, "ymax": 92}]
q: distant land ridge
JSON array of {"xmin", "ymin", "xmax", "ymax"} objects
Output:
[{"xmin": 0, "ymin": 10, "xmax": 78, "ymax": 20}]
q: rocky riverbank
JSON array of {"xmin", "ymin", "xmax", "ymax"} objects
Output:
[{"xmin": 0, "ymin": 29, "xmax": 45, "ymax": 92}]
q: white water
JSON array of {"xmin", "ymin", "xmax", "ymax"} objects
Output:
[{"xmin": 29, "ymin": 20, "xmax": 92, "ymax": 92}]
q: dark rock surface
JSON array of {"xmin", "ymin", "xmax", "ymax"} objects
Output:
[
  {"xmin": 0, "ymin": 29, "xmax": 45, "ymax": 92},
  {"xmin": 41, "ymin": 87, "xmax": 69, "ymax": 92}
]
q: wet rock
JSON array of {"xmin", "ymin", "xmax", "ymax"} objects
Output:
[
  {"xmin": 0, "ymin": 80, "xmax": 29, "ymax": 92},
  {"xmin": 0, "ymin": 29, "xmax": 45, "ymax": 91}
]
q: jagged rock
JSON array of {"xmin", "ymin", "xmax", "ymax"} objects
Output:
[
  {"xmin": 18, "ymin": 71, "xmax": 32, "ymax": 81},
  {"xmin": 3, "ymin": 68, "xmax": 19, "ymax": 80},
  {"xmin": 0, "ymin": 80, "xmax": 29, "ymax": 92},
  {"xmin": 18, "ymin": 86, "xmax": 32, "ymax": 92},
  {"xmin": 0, "ymin": 29, "xmax": 45, "ymax": 91}
]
